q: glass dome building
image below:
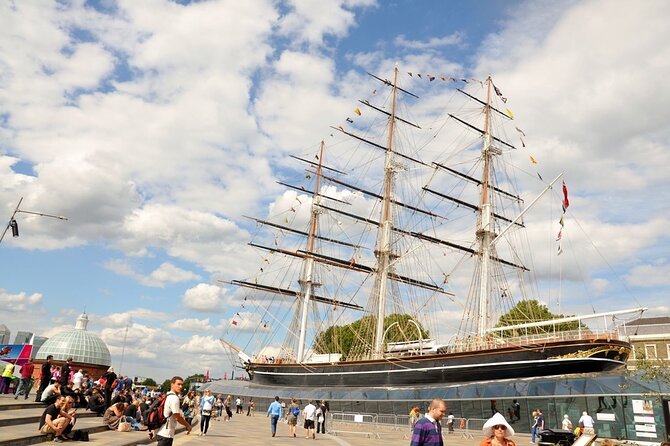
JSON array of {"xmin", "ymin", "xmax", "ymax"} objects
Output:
[{"xmin": 35, "ymin": 313, "xmax": 111, "ymax": 367}]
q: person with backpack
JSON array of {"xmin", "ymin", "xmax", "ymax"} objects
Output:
[
  {"xmin": 154, "ymin": 376, "xmax": 191, "ymax": 445},
  {"xmin": 266, "ymin": 395, "xmax": 283, "ymax": 437},
  {"xmin": 287, "ymin": 398, "xmax": 300, "ymax": 437}
]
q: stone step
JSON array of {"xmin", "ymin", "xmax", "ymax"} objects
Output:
[
  {"xmin": 0, "ymin": 417, "xmax": 109, "ymax": 446},
  {"xmin": 0, "ymin": 401, "xmax": 42, "ymax": 412},
  {"xmin": 0, "ymin": 407, "xmax": 99, "ymax": 427}
]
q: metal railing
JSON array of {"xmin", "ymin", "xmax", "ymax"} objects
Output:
[{"xmin": 327, "ymin": 412, "xmax": 490, "ymax": 440}]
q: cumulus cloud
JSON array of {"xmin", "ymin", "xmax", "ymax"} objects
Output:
[
  {"xmin": 394, "ymin": 33, "xmax": 462, "ymax": 50},
  {"xmin": 277, "ymin": 0, "xmax": 376, "ymax": 45},
  {"xmin": 178, "ymin": 335, "xmax": 225, "ymax": 354},
  {"xmin": 182, "ymin": 283, "xmax": 226, "ymax": 312},
  {"xmin": 0, "ymin": 289, "xmax": 42, "ymax": 312},
  {"xmin": 100, "ymin": 323, "xmax": 172, "ymax": 361},
  {"xmin": 626, "ymin": 261, "xmax": 670, "ymax": 287},
  {"xmin": 166, "ymin": 318, "xmax": 213, "ymax": 332},
  {"xmin": 103, "ymin": 260, "xmax": 200, "ymax": 288}
]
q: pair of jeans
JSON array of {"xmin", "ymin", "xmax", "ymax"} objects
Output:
[
  {"xmin": 14, "ymin": 378, "xmax": 32, "ymax": 399},
  {"xmin": 200, "ymin": 414, "xmax": 211, "ymax": 434},
  {"xmin": 270, "ymin": 414, "xmax": 279, "ymax": 434},
  {"xmin": 123, "ymin": 416, "xmax": 143, "ymax": 430},
  {"xmin": 531, "ymin": 426, "xmax": 537, "ymax": 443}
]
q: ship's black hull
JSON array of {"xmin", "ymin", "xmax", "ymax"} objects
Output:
[{"xmin": 245, "ymin": 338, "xmax": 630, "ymax": 387}]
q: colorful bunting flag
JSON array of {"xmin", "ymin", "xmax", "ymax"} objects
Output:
[
  {"xmin": 506, "ymin": 108, "xmax": 514, "ymax": 119},
  {"xmin": 562, "ymin": 181, "xmax": 570, "ymax": 211},
  {"xmin": 529, "ymin": 155, "xmax": 537, "ymax": 164},
  {"xmin": 346, "ymin": 117, "xmax": 354, "ymax": 123},
  {"xmin": 354, "ymin": 107, "xmax": 361, "ymax": 116},
  {"xmin": 515, "ymin": 127, "xmax": 526, "ymax": 137},
  {"xmin": 556, "ymin": 181, "xmax": 570, "ymax": 256}
]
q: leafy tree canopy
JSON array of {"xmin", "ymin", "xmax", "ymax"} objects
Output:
[
  {"xmin": 495, "ymin": 299, "xmax": 585, "ymax": 337},
  {"xmin": 184, "ymin": 373, "xmax": 206, "ymax": 391},
  {"xmin": 140, "ymin": 377, "xmax": 157, "ymax": 387},
  {"xmin": 160, "ymin": 379, "xmax": 171, "ymax": 394},
  {"xmin": 313, "ymin": 313, "xmax": 429, "ymax": 359}
]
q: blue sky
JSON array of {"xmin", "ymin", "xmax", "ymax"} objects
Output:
[{"xmin": 1, "ymin": 0, "xmax": 669, "ymax": 382}]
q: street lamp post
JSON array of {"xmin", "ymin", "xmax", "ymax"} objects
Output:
[{"xmin": 0, "ymin": 197, "xmax": 68, "ymax": 244}]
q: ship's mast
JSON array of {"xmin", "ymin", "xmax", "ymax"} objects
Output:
[
  {"xmin": 372, "ymin": 66, "xmax": 400, "ymax": 358},
  {"xmin": 296, "ymin": 141, "xmax": 325, "ymax": 362},
  {"xmin": 477, "ymin": 76, "xmax": 495, "ymax": 338}
]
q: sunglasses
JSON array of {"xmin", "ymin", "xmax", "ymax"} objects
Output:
[{"xmin": 493, "ymin": 425, "xmax": 507, "ymax": 430}]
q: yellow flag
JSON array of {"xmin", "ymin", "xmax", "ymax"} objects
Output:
[
  {"xmin": 354, "ymin": 107, "xmax": 361, "ymax": 116},
  {"xmin": 529, "ymin": 155, "xmax": 537, "ymax": 164},
  {"xmin": 506, "ymin": 108, "xmax": 514, "ymax": 119}
]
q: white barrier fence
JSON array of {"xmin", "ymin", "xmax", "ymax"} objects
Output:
[{"xmin": 327, "ymin": 412, "xmax": 489, "ymax": 440}]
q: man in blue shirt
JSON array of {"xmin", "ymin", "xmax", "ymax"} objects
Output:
[{"xmin": 266, "ymin": 396, "xmax": 283, "ymax": 437}]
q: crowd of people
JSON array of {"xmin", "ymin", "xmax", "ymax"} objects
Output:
[
  {"xmin": 3, "ymin": 357, "xmax": 618, "ymax": 446},
  {"xmin": 28, "ymin": 362, "xmax": 257, "ymax": 444},
  {"xmin": 265, "ymin": 397, "xmax": 329, "ymax": 438}
]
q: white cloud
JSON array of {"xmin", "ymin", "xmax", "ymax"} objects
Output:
[
  {"xmin": 277, "ymin": 0, "xmax": 376, "ymax": 45},
  {"xmin": 166, "ymin": 318, "xmax": 213, "ymax": 332},
  {"xmin": 394, "ymin": 33, "xmax": 462, "ymax": 50},
  {"xmin": 178, "ymin": 335, "xmax": 224, "ymax": 354},
  {"xmin": 100, "ymin": 323, "xmax": 172, "ymax": 361},
  {"xmin": 182, "ymin": 283, "xmax": 226, "ymax": 312},
  {"xmin": 0, "ymin": 289, "xmax": 42, "ymax": 312},
  {"xmin": 626, "ymin": 260, "xmax": 670, "ymax": 287},
  {"xmin": 103, "ymin": 259, "xmax": 200, "ymax": 288}
]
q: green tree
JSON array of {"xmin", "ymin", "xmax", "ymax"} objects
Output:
[
  {"xmin": 495, "ymin": 299, "xmax": 585, "ymax": 337},
  {"xmin": 160, "ymin": 379, "xmax": 171, "ymax": 393},
  {"xmin": 313, "ymin": 313, "xmax": 429, "ymax": 359},
  {"xmin": 140, "ymin": 378, "xmax": 157, "ymax": 387},
  {"xmin": 621, "ymin": 348, "xmax": 670, "ymax": 403},
  {"xmin": 184, "ymin": 373, "xmax": 205, "ymax": 392}
]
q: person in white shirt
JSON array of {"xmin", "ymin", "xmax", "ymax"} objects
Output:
[
  {"xmin": 578, "ymin": 411, "xmax": 595, "ymax": 435},
  {"xmin": 156, "ymin": 376, "xmax": 191, "ymax": 446},
  {"xmin": 561, "ymin": 415, "xmax": 572, "ymax": 431},
  {"xmin": 303, "ymin": 400, "xmax": 317, "ymax": 439},
  {"xmin": 446, "ymin": 412, "xmax": 455, "ymax": 433},
  {"xmin": 72, "ymin": 370, "xmax": 84, "ymax": 391}
]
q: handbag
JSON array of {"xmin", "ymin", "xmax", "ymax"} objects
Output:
[{"xmin": 117, "ymin": 417, "xmax": 132, "ymax": 432}]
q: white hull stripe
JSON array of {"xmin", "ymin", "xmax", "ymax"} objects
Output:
[{"xmin": 253, "ymin": 357, "xmax": 624, "ymax": 377}]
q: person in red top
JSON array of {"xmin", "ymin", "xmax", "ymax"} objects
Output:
[{"xmin": 14, "ymin": 360, "xmax": 35, "ymax": 400}]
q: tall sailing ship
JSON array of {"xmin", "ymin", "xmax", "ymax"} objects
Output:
[{"xmin": 221, "ymin": 66, "xmax": 642, "ymax": 387}]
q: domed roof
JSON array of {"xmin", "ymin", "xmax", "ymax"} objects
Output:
[{"xmin": 35, "ymin": 313, "xmax": 111, "ymax": 367}]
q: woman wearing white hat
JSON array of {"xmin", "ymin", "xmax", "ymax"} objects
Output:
[{"xmin": 480, "ymin": 412, "xmax": 516, "ymax": 446}]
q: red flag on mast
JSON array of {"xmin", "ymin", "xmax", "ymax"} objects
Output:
[{"xmin": 562, "ymin": 181, "xmax": 570, "ymax": 211}]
